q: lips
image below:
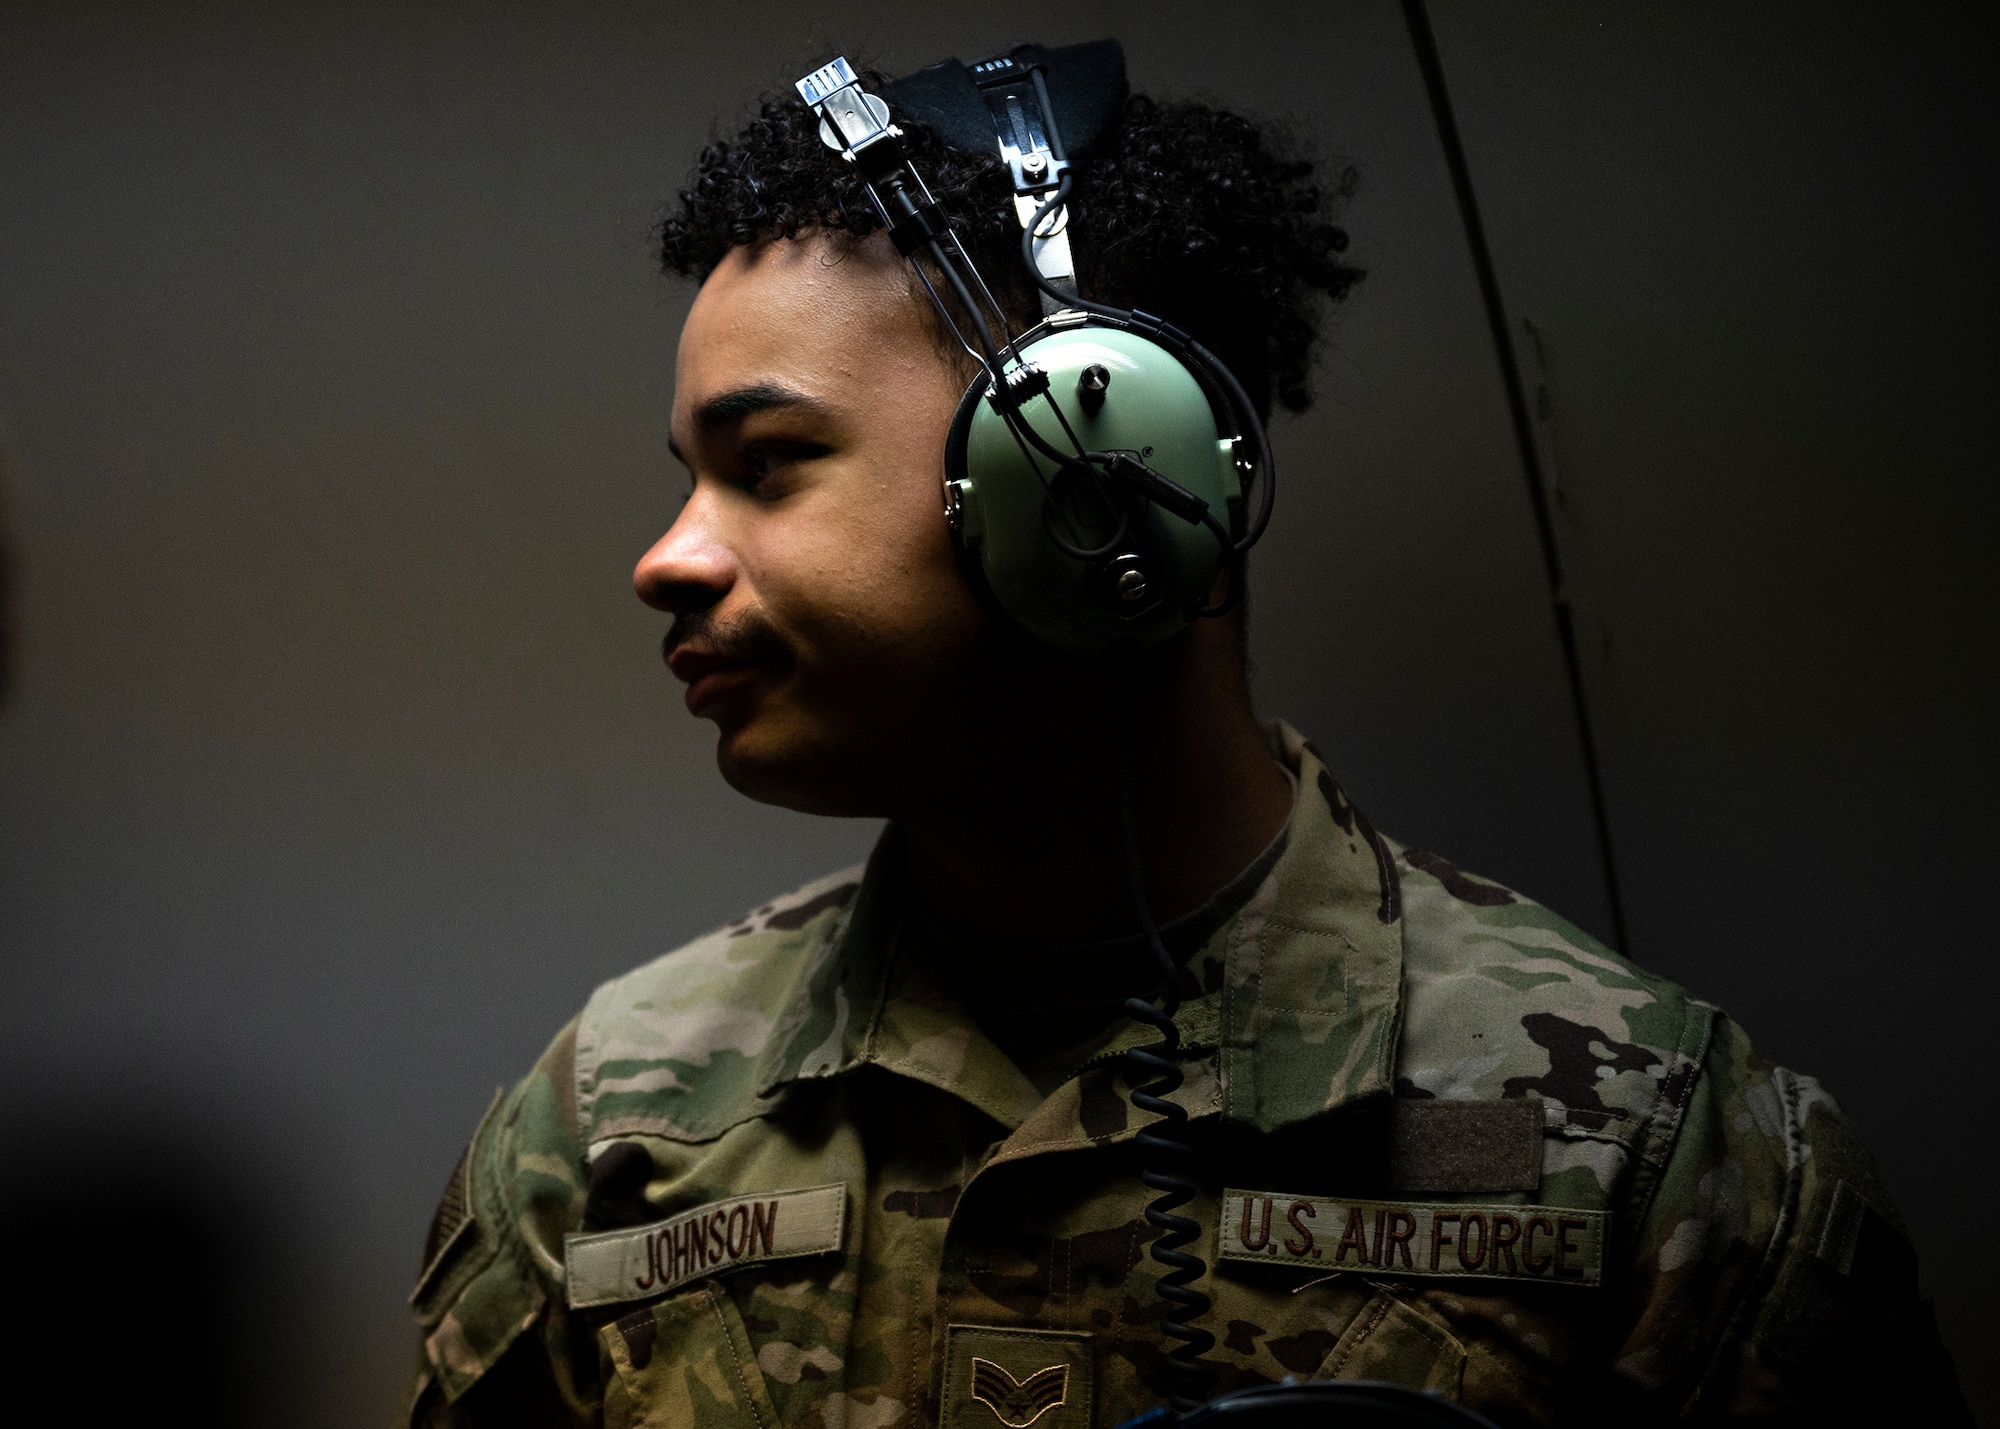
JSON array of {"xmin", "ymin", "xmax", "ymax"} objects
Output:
[{"xmin": 666, "ymin": 643, "xmax": 780, "ymax": 717}]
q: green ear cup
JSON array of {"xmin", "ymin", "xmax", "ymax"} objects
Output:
[{"xmin": 943, "ymin": 324, "xmax": 1240, "ymax": 656}]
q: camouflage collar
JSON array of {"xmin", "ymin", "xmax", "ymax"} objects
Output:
[
  {"xmin": 1215, "ymin": 721, "xmax": 1407, "ymax": 1129},
  {"xmin": 751, "ymin": 721, "xmax": 1407, "ymax": 1136}
]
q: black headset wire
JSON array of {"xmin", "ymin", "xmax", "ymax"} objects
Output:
[
  {"xmin": 878, "ymin": 118, "xmax": 1238, "ymax": 574},
  {"xmin": 851, "ymin": 74, "xmax": 1280, "ymax": 1399},
  {"xmin": 1016, "ymin": 170, "xmax": 1279, "ymax": 559},
  {"xmin": 805, "ymin": 61, "xmax": 1311, "ymax": 1413},
  {"xmin": 845, "ymin": 70, "xmax": 1260, "ymax": 576},
  {"xmin": 1025, "ymin": 384, "xmax": 1138, "ymax": 559},
  {"xmin": 1001, "ymin": 391, "xmax": 1133, "ymax": 561},
  {"xmin": 1019, "ymin": 66, "xmax": 1272, "ymax": 1400},
  {"xmin": 1015, "ymin": 179, "xmax": 1252, "ymax": 622},
  {"xmin": 901, "ymin": 214, "xmax": 1145, "ymax": 563},
  {"xmin": 919, "ymin": 234, "xmax": 1009, "ymax": 375},
  {"xmin": 853, "ymin": 96, "xmax": 1208, "ymax": 571},
  {"xmin": 838, "ymin": 63, "xmax": 1512, "ymax": 1422},
  {"xmin": 912, "ymin": 232, "xmax": 1123, "ymax": 560},
  {"xmin": 907, "ymin": 255, "xmax": 997, "ymax": 378},
  {"xmin": 1113, "ymin": 653, "xmax": 1219, "ymax": 1409},
  {"xmin": 888, "ymin": 155, "xmax": 1020, "ymax": 366}
]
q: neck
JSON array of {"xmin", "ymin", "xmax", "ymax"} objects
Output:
[{"xmin": 902, "ymin": 619, "xmax": 1294, "ymax": 941}]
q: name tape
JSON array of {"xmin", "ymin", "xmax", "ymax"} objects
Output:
[
  {"xmin": 564, "ymin": 1183, "xmax": 846, "ymax": 1309},
  {"xmin": 1220, "ymin": 1189, "xmax": 1605, "ymax": 1287}
]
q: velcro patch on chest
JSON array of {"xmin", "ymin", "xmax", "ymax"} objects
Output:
[
  {"xmin": 563, "ymin": 1183, "xmax": 846, "ymax": 1309},
  {"xmin": 1221, "ymin": 1189, "xmax": 1605, "ymax": 1287},
  {"xmin": 1385, "ymin": 1095, "xmax": 1543, "ymax": 1193}
]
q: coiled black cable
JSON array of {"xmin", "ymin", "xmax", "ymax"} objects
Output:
[
  {"xmin": 1121, "ymin": 994, "xmax": 1215, "ymax": 1408},
  {"xmin": 1115, "ymin": 660, "xmax": 1217, "ymax": 1409}
]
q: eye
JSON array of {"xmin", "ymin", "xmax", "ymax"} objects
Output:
[{"xmin": 738, "ymin": 440, "xmax": 830, "ymax": 497}]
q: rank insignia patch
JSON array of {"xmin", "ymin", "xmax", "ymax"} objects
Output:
[
  {"xmin": 971, "ymin": 1357, "xmax": 1069, "ymax": 1428},
  {"xmin": 946, "ymin": 1326, "xmax": 1092, "ymax": 1429},
  {"xmin": 1220, "ymin": 1188, "xmax": 1606, "ymax": 1286}
]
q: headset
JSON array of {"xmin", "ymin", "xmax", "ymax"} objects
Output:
[
  {"xmin": 795, "ymin": 44, "xmax": 1493, "ymax": 1428},
  {"xmin": 795, "ymin": 44, "xmax": 1274, "ymax": 659}
]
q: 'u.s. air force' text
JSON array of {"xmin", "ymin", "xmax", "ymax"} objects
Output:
[{"xmin": 1219, "ymin": 1190, "xmax": 1605, "ymax": 1287}]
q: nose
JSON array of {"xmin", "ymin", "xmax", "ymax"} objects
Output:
[{"xmin": 633, "ymin": 491, "xmax": 737, "ymax": 615}]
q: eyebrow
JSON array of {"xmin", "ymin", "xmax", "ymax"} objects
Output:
[{"xmin": 668, "ymin": 382, "xmax": 829, "ymax": 464}]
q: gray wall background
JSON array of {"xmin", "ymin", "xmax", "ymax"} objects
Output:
[{"xmin": 1, "ymin": 2, "xmax": 1992, "ymax": 1422}]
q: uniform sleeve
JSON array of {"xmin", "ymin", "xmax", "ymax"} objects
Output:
[
  {"xmin": 407, "ymin": 1019, "xmax": 601, "ymax": 1428},
  {"xmin": 1612, "ymin": 1014, "xmax": 1972, "ymax": 1423}
]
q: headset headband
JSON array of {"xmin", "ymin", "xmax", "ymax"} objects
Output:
[
  {"xmin": 882, "ymin": 41, "xmax": 1125, "ymax": 307},
  {"xmin": 879, "ymin": 41, "xmax": 1128, "ymax": 161}
]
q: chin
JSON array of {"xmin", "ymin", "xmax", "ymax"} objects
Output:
[
  {"xmin": 712, "ymin": 715, "xmax": 901, "ymax": 819},
  {"xmin": 705, "ymin": 652, "xmax": 992, "ymax": 819}
]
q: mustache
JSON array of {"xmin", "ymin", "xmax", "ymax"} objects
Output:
[{"xmin": 661, "ymin": 606, "xmax": 786, "ymax": 666}]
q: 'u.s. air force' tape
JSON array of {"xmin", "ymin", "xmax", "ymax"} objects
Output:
[
  {"xmin": 1220, "ymin": 1189, "xmax": 1606, "ymax": 1286},
  {"xmin": 563, "ymin": 1183, "xmax": 846, "ymax": 1309}
]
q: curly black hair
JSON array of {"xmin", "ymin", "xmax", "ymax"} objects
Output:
[{"xmin": 660, "ymin": 73, "xmax": 1361, "ymax": 419}]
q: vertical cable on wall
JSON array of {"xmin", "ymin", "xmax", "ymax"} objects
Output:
[{"xmin": 1400, "ymin": 0, "xmax": 1630, "ymax": 953}]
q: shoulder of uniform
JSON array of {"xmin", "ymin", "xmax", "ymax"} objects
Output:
[
  {"xmin": 1388, "ymin": 838, "xmax": 1714, "ymax": 1139},
  {"xmin": 1623, "ymin": 1012, "xmax": 1944, "ymax": 1411},
  {"xmin": 409, "ymin": 1018, "xmax": 585, "ymax": 1405},
  {"xmin": 573, "ymin": 863, "xmax": 866, "ymax": 1147}
]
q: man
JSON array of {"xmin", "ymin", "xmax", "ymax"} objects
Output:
[{"xmin": 406, "ymin": 42, "xmax": 1966, "ymax": 1428}]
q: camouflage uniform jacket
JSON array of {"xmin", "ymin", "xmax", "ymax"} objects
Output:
[{"xmin": 407, "ymin": 723, "xmax": 1951, "ymax": 1427}]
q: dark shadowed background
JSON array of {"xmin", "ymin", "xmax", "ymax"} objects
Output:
[{"xmin": 1, "ymin": 2, "xmax": 1993, "ymax": 1422}]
